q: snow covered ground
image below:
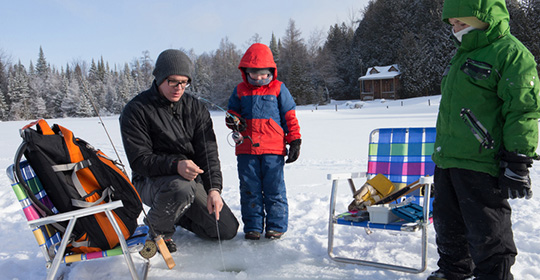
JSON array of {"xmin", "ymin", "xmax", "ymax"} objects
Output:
[{"xmin": 1, "ymin": 95, "xmax": 540, "ymax": 280}]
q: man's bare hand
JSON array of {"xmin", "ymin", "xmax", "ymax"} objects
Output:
[
  {"xmin": 177, "ymin": 160, "xmax": 204, "ymax": 181},
  {"xmin": 207, "ymin": 190, "xmax": 223, "ymax": 220}
]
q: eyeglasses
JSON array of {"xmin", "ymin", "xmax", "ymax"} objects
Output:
[{"xmin": 167, "ymin": 79, "xmax": 190, "ymax": 89}]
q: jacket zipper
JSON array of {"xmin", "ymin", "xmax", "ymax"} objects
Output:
[{"xmin": 460, "ymin": 108, "xmax": 495, "ymax": 152}]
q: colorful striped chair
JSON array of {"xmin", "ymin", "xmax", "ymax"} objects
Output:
[
  {"xmin": 327, "ymin": 127, "xmax": 436, "ymax": 273},
  {"xmin": 6, "ymin": 161, "xmax": 151, "ymax": 280}
]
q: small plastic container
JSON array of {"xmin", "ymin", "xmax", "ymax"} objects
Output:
[{"xmin": 366, "ymin": 204, "xmax": 400, "ymax": 223}]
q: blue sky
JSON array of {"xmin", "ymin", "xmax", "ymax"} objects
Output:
[{"xmin": 0, "ymin": 0, "xmax": 369, "ymax": 69}]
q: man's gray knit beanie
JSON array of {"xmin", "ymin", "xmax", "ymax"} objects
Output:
[{"xmin": 152, "ymin": 49, "xmax": 193, "ymax": 86}]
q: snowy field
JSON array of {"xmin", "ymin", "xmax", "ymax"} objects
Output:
[{"xmin": 1, "ymin": 95, "xmax": 540, "ymax": 280}]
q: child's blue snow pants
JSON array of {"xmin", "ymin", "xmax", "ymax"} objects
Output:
[{"xmin": 237, "ymin": 154, "xmax": 288, "ymax": 233}]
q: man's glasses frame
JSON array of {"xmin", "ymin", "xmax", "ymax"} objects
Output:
[{"xmin": 168, "ymin": 79, "xmax": 190, "ymax": 89}]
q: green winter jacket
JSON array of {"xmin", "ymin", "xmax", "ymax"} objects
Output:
[{"xmin": 433, "ymin": 0, "xmax": 540, "ymax": 176}]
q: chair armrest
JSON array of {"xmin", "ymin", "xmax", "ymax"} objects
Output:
[
  {"xmin": 419, "ymin": 176, "xmax": 433, "ymax": 185},
  {"xmin": 327, "ymin": 172, "xmax": 366, "ymax": 181},
  {"xmin": 28, "ymin": 200, "xmax": 124, "ymax": 228}
]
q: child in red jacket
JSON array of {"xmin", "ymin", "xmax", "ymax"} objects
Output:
[{"xmin": 226, "ymin": 43, "xmax": 301, "ymax": 240}]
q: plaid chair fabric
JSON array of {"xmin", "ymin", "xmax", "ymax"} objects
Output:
[{"xmin": 367, "ymin": 127, "xmax": 436, "ymax": 184}]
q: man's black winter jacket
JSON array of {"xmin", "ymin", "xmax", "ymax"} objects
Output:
[{"xmin": 120, "ymin": 82, "xmax": 222, "ymax": 193}]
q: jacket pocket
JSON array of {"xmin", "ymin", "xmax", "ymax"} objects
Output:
[{"xmin": 460, "ymin": 58, "xmax": 494, "ymax": 81}]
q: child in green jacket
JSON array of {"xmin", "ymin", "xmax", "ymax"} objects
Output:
[{"xmin": 429, "ymin": 0, "xmax": 540, "ymax": 279}]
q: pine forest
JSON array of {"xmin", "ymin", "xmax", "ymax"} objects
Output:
[{"xmin": 0, "ymin": 0, "xmax": 538, "ymax": 121}]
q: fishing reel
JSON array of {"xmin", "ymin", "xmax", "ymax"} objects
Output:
[
  {"xmin": 231, "ymin": 131, "xmax": 244, "ymax": 145},
  {"xmin": 226, "ymin": 114, "xmax": 259, "ymax": 147},
  {"xmin": 228, "ymin": 130, "xmax": 259, "ymax": 147},
  {"xmin": 139, "ymin": 239, "xmax": 158, "ymax": 259}
]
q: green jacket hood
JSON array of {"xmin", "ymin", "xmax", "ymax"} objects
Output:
[{"xmin": 442, "ymin": 0, "xmax": 510, "ymax": 49}]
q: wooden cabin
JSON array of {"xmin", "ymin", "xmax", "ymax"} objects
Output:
[{"xmin": 358, "ymin": 64, "xmax": 401, "ymax": 101}]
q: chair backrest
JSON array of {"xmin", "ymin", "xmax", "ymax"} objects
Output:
[
  {"xmin": 7, "ymin": 161, "xmax": 61, "ymax": 263},
  {"xmin": 367, "ymin": 127, "xmax": 436, "ymax": 186},
  {"xmin": 6, "ymin": 161, "xmax": 148, "ymax": 265}
]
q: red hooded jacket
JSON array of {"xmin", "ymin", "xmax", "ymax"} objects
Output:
[{"xmin": 227, "ymin": 43, "xmax": 301, "ymax": 155}]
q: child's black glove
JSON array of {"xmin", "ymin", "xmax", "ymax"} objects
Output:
[
  {"xmin": 286, "ymin": 139, "xmax": 301, "ymax": 164},
  {"xmin": 499, "ymin": 150, "xmax": 533, "ymax": 199},
  {"xmin": 226, "ymin": 115, "xmax": 246, "ymax": 132}
]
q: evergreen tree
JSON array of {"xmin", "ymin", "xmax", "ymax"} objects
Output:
[
  {"xmin": 139, "ymin": 50, "xmax": 154, "ymax": 86},
  {"xmin": 27, "ymin": 74, "xmax": 49, "ymax": 118},
  {"xmin": 320, "ymin": 23, "xmax": 357, "ymax": 100},
  {"xmin": 279, "ymin": 19, "xmax": 315, "ymax": 105},
  {"xmin": 77, "ymin": 93, "xmax": 94, "ymax": 117},
  {"xmin": 62, "ymin": 77, "xmax": 81, "ymax": 117},
  {"xmin": 0, "ymin": 57, "xmax": 7, "ymax": 105},
  {"xmin": 0, "ymin": 52, "xmax": 6, "ymax": 119},
  {"xmin": 508, "ymin": 0, "xmax": 540, "ymax": 71},
  {"xmin": 287, "ymin": 61, "xmax": 318, "ymax": 104},
  {"xmin": 131, "ymin": 57, "xmax": 151, "ymax": 94},
  {"xmin": 50, "ymin": 74, "xmax": 68, "ymax": 118},
  {"xmin": 36, "ymin": 46, "xmax": 49, "ymax": 79},
  {"xmin": 117, "ymin": 63, "xmax": 137, "ymax": 105},
  {"xmin": 65, "ymin": 63, "xmax": 71, "ymax": 80},
  {"xmin": 88, "ymin": 59, "xmax": 99, "ymax": 82},
  {"xmin": 78, "ymin": 79, "xmax": 95, "ymax": 117},
  {"xmin": 7, "ymin": 62, "xmax": 32, "ymax": 120},
  {"xmin": 98, "ymin": 56, "xmax": 107, "ymax": 82},
  {"xmin": 352, "ymin": 0, "xmax": 406, "ymax": 68},
  {"xmin": 397, "ymin": 0, "xmax": 451, "ymax": 97},
  {"xmin": 74, "ymin": 63, "xmax": 84, "ymax": 83},
  {"xmin": 30, "ymin": 93, "xmax": 47, "ymax": 119},
  {"xmin": 0, "ymin": 87, "xmax": 7, "ymax": 120},
  {"xmin": 192, "ymin": 53, "xmax": 213, "ymax": 97},
  {"xmin": 103, "ymin": 71, "xmax": 120, "ymax": 114},
  {"xmin": 28, "ymin": 61, "xmax": 35, "ymax": 76},
  {"xmin": 86, "ymin": 59, "xmax": 105, "ymax": 110},
  {"xmin": 269, "ymin": 33, "xmax": 280, "ymax": 65}
]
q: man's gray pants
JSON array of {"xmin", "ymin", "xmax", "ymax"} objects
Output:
[{"xmin": 135, "ymin": 175, "xmax": 239, "ymax": 240}]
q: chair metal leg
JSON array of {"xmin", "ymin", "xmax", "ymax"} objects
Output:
[
  {"xmin": 47, "ymin": 217, "xmax": 78, "ymax": 280},
  {"xmin": 328, "ymin": 177, "xmax": 433, "ymax": 274},
  {"xmin": 328, "ymin": 179, "xmax": 339, "ymax": 259},
  {"xmin": 104, "ymin": 210, "xmax": 139, "ymax": 280}
]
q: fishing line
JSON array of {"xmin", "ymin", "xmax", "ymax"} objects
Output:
[
  {"xmin": 201, "ymin": 122, "xmax": 227, "ymax": 271},
  {"xmin": 215, "ymin": 218, "xmax": 226, "ymax": 271},
  {"xmin": 193, "ymin": 94, "xmax": 260, "ymax": 148}
]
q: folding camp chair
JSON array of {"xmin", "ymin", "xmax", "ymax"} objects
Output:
[
  {"xmin": 6, "ymin": 160, "xmax": 151, "ymax": 280},
  {"xmin": 327, "ymin": 127, "xmax": 436, "ymax": 273}
]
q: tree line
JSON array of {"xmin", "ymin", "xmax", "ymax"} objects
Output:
[{"xmin": 0, "ymin": 0, "xmax": 538, "ymax": 121}]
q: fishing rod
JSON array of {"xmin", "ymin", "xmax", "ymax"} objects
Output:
[
  {"xmin": 84, "ymin": 93, "xmax": 175, "ymax": 268},
  {"xmin": 85, "ymin": 92, "xmax": 125, "ymax": 167}
]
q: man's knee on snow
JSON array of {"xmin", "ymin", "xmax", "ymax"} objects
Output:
[{"xmin": 157, "ymin": 178, "xmax": 196, "ymax": 219}]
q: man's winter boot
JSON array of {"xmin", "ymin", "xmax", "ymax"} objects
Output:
[
  {"xmin": 427, "ymin": 270, "xmax": 448, "ymax": 280},
  {"xmin": 427, "ymin": 270, "xmax": 474, "ymax": 280},
  {"xmin": 164, "ymin": 238, "xmax": 177, "ymax": 253}
]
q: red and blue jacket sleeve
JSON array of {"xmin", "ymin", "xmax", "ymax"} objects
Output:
[{"xmin": 278, "ymin": 84, "xmax": 301, "ymax": 144}]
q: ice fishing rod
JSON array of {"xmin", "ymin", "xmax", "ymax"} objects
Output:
[
  {"xmin": 84, "ymin": 93, "xmax": 174, "ymax": 267},
  {"xmin": 84, "ymin": 92, "xmax": 125, "ymax": 167},
  {"xmin": 200, "ymin": 125, "xmax": 228, "ymax": 271},
  {"xmin": 193, "ymin": 94, "xmax": 259, "ymax": 147}
]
